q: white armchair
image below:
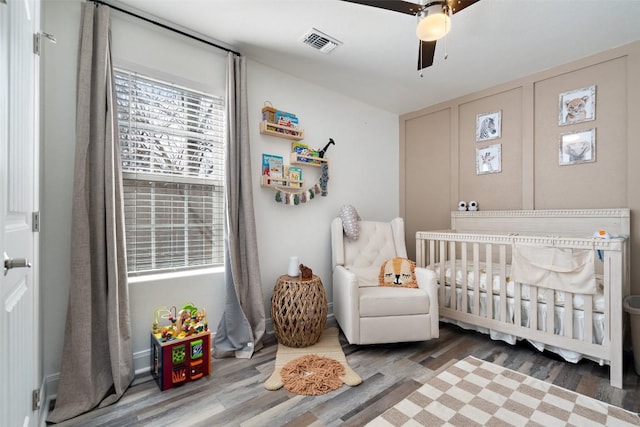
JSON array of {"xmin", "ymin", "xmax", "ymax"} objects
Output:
[{"xmin": 331, "ymin": 217, "xmax": 439, "ymax": 345}]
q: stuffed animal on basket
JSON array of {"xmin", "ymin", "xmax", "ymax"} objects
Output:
[{"xmin": 299, "ymin": 264, "xmax": 313, "ymax": 279}]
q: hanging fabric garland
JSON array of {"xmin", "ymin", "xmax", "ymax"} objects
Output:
[{"xmin": 272, "ymin": 162, "xmax": 329, "ymax": 206}]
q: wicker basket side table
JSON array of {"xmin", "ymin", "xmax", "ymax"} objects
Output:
[{"xmin": 271, "ymin": 274, "xmax": 328, "ymax": 347}]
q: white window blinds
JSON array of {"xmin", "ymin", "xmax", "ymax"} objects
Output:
[{"xmin": 114, "ymin": 69, "xmax": 225, "ymax": 274}]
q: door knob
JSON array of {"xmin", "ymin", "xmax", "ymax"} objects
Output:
[{"xmin": 4, "ymin": 252, "xmax": 32, "ymax": 275}]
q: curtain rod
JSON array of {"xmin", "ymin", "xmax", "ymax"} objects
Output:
[{"xmin": 91, "ymin": 0, "xmax": 241, "ymax": 56}]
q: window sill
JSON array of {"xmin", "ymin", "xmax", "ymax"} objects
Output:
[{"xmin": 128, "ymin": 266, "xmax": 224, "ymax": 284}]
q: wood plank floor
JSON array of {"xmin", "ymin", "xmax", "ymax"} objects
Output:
[{"xmin": 51, "ymin": 321, "xmax": 640, "ymax": 426}]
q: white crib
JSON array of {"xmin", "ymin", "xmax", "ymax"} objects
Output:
[{"xmin": 415, "ymin": 209, "xmax": 630, "ymax": 388}]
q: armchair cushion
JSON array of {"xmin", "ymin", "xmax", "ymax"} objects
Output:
[
  {"xmin": 378, "ymin": 257, "xmax": 417, "ymax": 288},
  {"xmin": 359, "ymin": 287, "xmax": 430, "ymax": 317}
]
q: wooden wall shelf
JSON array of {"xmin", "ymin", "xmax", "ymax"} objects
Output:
[
  {"xmin": 290, "ymin": 152, "xmax": 328, "ymax": 167},
  {"xmin": 259, "ymin": 120, "xmax": 304, "ymax": 140},
  {"xmin": 260, "ymin": 175, "xmax": 304, "ymax": 189}
]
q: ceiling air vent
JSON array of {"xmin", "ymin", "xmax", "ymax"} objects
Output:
[{"xmin": 301, "ymin": 28, "xmax": 342, "ymax": 54}]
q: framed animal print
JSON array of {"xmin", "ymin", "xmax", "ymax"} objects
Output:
[
  {"xmin": 476, "ymin": 111, "xmax": 501, "ymax": 142},
  {"xmin": 558, "ymin": 85, "xmax": 596, "ymax": 126},
  {"xmin": 559, "ymin": 128, "xmax": 595, "ymax": 166},
  {"xmin": 476, "ymin": 144, "xmax": 501, "ymax": 175}
]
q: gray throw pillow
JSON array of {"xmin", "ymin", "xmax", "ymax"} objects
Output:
[{"xmin": 340, "ymin": 205, "xmax": 361, "ymax": 240}]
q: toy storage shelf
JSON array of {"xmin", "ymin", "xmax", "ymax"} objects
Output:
[
  {"xmin": 290, "ymin": 152, "xmax": 329, "ymax": 167},
  {"xmin": 150, "ymin": 331, "xmax": 211, "ymax": 391},
  {"xmin": 259, "ymin": 120, "xmax": 304, "ymax": 140},
  {"xmin": 260, "ymin": 175, "xmax": 304, "ymax": 189}
]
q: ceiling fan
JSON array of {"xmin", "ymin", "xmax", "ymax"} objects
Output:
[{"xmin": 342, "ymin": 0, "xmax": 481, "ymax": 71}]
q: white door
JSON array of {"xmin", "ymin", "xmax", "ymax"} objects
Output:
[{"xmin": 0, "ymin": 0, "xmax": 40, "ymax": 426}]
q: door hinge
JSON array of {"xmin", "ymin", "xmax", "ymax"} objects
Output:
[
  {"xmin": 33, "ymin": 32, "xmax": 56, "ymax": 56},
  {"xmin": 32, "ymin": 211, "xmax": 40, "ymax": 232},
  {"xmin": 32, "ymin": 389, "xmax": 41, "ymax": 411}
]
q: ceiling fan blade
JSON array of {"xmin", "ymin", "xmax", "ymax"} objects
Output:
[
  {"xmin": 340, "ymin": 0, "xmax": 421, "ymax": 15},
  {"xmin": 417, "ymin": 40, "xmax": 436, "ymax": 70},
  {"xmin": 448, "ymin": 0, "xmax": 482, "ymax": 14}
]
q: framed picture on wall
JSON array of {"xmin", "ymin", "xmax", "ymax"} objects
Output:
[
  {"xmin": 558, "ymin": 85, "xmax": 596, "ymax": 126},
  {"xmin": 476, "ymin": 110, "xmax": 502, "ymax": 142},
  {"xmin": 559, "ymin": 128, "xmax": 596, "ymax": 166},
  {"xmin": 476, "ymin": 144, "xmax": 501, "ymax": 175}
]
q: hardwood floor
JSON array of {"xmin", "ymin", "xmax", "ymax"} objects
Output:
[{"xmin": 51, "ymin": 321, "xmax": 640, "ymax": 426}]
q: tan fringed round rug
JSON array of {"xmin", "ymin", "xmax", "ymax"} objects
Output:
[
  {"xmin": 264, "ymin": 327, "xmax": 362, "ymax": 393},
  {"xmin": 280, "ymin": 354, "xmax": 345, "ymax": 395}
]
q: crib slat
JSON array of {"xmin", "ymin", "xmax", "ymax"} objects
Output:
[
  {"xmin": 449, "ymin": 241, "xmax": 457, "ymax": 311},
  {"xmin": 545, "ymin": 289, "xmax": 554, "ymax": 334},
  {"xmin": 499, "ymin": 244, "xmax": 507, "ymax": 324},
  {"xmin": 515, "ymin": 281, "xmax": 522, "ymax": 327},
  {"xmin": 530, "ymin": 286, "xmax": 538, "ymax": 332},
  {"xmin": 416, "ymin": 237, "xmax": 425, "ymax": 268},
  {"xmin": 439, "ymin": 240, "xmax": 447, "ymax": 309},
  {"xmin": 564, "ymin": 291, "xmax": 573, "ymax": 339},
  {"xmin": 584, "ymin": 294, "xmax": 593, "ymax": 344},
  {"xmin": 473, "ymin": 243, "xmax": 480, "ymax": 316},
  {"xmin": 429, "ymin": 239, "xmax": 435, "ymax": 269},
  {"xmin": 486, "ymin": 244, "xmax": 493, "ymax": 321},
  {"xmin": 461, "ymin": 242, "xmax": 468, "ymax": 315}
]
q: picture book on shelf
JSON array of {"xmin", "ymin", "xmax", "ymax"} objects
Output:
[
  {"xmin": 275, "ymin": 111, "xmax": 298, "ymax": 128},
  {"xmin": 287, "ymin": 166, "xmax": 303, "ymax": 187},
  {"xmin": 292, "ymin": 142, "xmax": 321, "ymax": 164},
  {"xmin": 262, "ymin": 153, "xmax": 283, "ymax": 185},
  {"xmin": 292, "ymin": 142, "xmax": 309, "ymax": 156}
]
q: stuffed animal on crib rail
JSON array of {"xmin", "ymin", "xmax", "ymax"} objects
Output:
[{"xmin": 593, "ymin": 229, "xmax": 610, "ymax": 262}]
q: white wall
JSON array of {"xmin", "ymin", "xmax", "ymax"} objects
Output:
[
  {"xmin": 247, "ymin": 60, "xmax": 399, "ymax": 313},
  {"xmin": 41, "ymin": 0, "xmax": 399, "ymax": 396}
]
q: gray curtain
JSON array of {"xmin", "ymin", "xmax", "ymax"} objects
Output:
[
  {"xmin": 47, "ymin": 3, "xmax": 133, "ymax": 423},
  {"xmin": 214, "ymin": 53, "xmax": 266, "ymax": 359}
]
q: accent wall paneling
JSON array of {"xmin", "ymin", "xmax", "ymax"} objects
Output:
[
  {"xmin": 458, "ymin": 87, "xmax": 523, "ymax": 211},
  {"xmin": 399, "ymin": 40, "xmax": 640, "ymax": 294},
  {"xmin": 401, "ymin": 107, "xmax": 451, "ymax": 261},
  {"xmin": 533, "ymin": 56, "xmax": 627, "ymax": 209}
]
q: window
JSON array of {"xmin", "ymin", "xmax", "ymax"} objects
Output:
[{"xmin": 114, "ymin": 69, "xmax": 225, "ymax": 274}]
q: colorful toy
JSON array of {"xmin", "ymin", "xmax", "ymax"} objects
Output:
[
  {"xmin": 151, "ymin": 302, "xmax": 211, "ymax": 391},
  {"xmin": 152, "ymin": 303, "xmax": 208, "ymax": 343}
]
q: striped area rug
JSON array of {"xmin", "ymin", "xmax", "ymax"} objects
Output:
[{"xmin": 368, "ymin": 356, "xmax": 640, "ymax": 427}]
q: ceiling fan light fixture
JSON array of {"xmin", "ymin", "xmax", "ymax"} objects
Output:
[{"xmin": 416, "ymin": 3, "xmax": 451, "ymax": 41}]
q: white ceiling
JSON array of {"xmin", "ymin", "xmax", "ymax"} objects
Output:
[{"xmin": 115, "ymin": 0, "xmax": 640, "ymax": 115}]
